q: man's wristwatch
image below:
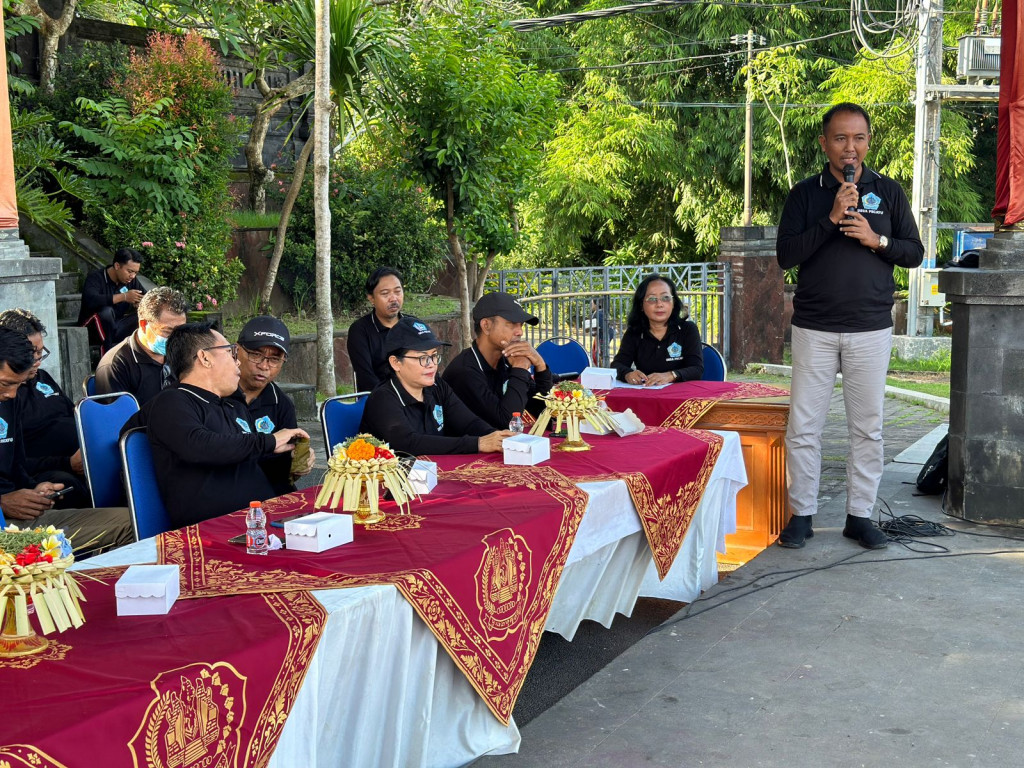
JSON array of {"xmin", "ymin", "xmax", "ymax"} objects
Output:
[{"xmin": 874, "ymin": 235, "xmax": 889, "ymax": 253}]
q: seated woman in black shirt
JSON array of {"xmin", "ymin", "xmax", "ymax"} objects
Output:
[
  {"xmin": 359, "ymin": 318, "xmax": 513, "ymax": 455},
  {"xmin": 612, "ymin": 273, "xmax": 704, "ymax": 385}
]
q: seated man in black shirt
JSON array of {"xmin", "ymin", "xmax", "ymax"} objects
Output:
[
  {"xmin": 0, "ymin": 328, "xmax": 133, "ymax": 555},
  {"xmin": 0, "ymin": 309, "xmax": 88, "ymax": 508},
  {"xmin": 77, "ymin": 247, "xmax": 145, "ymax": 350},
  {"xmin": 125, "ymin": 323, "xmax": 309, "ymax": 528},
  {"xmin": 95, "ymin": 286, "xmax": 187, "ymax": 405},
  {"xmin": 346, "ymin": 267, "xmax": 414, "ymax": 391},
  {"xmin": 442, "ymin": 292, "xmax": 553, "ymax": 429},
  {"xmin": 360, "ymin": 317, "xmax": 512, "ymax": 455},
  {"xmin": 233, "ymin": 315, "xmax": 315, "ymax": 495}
]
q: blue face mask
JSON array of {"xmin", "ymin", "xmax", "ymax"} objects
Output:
[{"xmin": 142, "ymin": 329, "xmax": 168, "ymax": 356}]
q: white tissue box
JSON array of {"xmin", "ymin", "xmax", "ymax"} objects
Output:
[
  {"xmin": 285, "ymin": 512, "xmax": 353, "ymax": 553},
  {"xmin": 503, "ymin": 433, "xmax": 551, "ymax": 465},
  {"xmin": 409, "ymin": 460, "xmax": 438, "ymax": 495},
  {"xmin": 115, "ymin": 564, "xmax": 180, "ymax": 616},
  {"xmin": 580, "ymin": 366, "xmax": 617, "ymax": 390},
  {"xmin": 579, "ymin": 408, "xmax": 646, "ymax": 437}
]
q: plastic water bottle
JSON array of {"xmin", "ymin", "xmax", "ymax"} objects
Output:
[
  {"xmin": 508, "ymin": 412, "xmax": 524, "ymax": 434},
  {"xmin": 246, "ymin": 501, "xmax": 268, "ymax": 555}
]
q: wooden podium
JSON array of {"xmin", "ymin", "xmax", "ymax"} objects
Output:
[{"xmin": 695, "ymin": 398, "xmax": 791, "ymax": 564}]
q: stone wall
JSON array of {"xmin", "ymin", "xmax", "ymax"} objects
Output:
[
  {"xmin": 219, "ymin": 228, "xmax": 295, "ymax": 317},
  {"xmin": 717, "ymin": 226, "xmax": 785, "ymax": 370}
]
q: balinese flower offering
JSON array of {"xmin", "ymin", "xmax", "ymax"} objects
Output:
[
  {"xmin": 0, "ymin": 525, "xmax": 84, "ymax": 656},
  {"xmin": 315, "ymin": 434, "xmax": 418, "ymax": 524},
  {"xmin": 529, "ymin": 381, "xmax": 619, "ymax": 450}
]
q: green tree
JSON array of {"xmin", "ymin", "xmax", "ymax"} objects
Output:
[{"xmin": 386, "ymin": 1, "xmax": 561, "ymax": 343}]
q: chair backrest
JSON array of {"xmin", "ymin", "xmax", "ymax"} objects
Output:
[
  {"xmin": 75, "ymin": 392, "xmax": 140, "ymax": 508},
  {"xmin": 701, "ymin": 343, "xmax": 727, "ymax": 382},
  {"xmin": 320, "ymin": 392, "xmax": 370, "ymax": 454},
  {"xmin": 83, "ymin": 374, "xmax": 96, "ymax": 398},
  {"xmin": 536, "ymin": 337, "xmax": 592, "ymax": 380},
  {"xmin": 119, "ymin": 427, "xmax": 171, "ymax": 541}
]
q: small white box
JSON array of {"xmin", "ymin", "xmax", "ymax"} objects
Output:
[
  {"xmin": 409, "ymin": 460, "xmax": 438, "ymax": 495},
  {"xmin": 115, "ymin": 564, "xmax": 180, "ymax": 616},
  {"xmin": 580, "ymin": 366, "xmax": 617, "ymax": 390},
  {"xmin": 285, "ymin": 512, "xmax": 354, "ymax": 553},
  {"xmin": 503, "ymin": 433, "xmax": 551, "ymax": 465}
]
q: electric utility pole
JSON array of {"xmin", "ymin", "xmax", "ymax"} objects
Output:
[{"xmin": 732, "ymin": 30, "xmax": 766, "ymax": 226}]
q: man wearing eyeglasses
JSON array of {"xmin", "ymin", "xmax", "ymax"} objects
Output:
[
  {"xmin": 95, "ymin": 286, "xmax": 188, "ymax": 405},
  {"xmin": 124, "ymin": 323, "xmax": 310, "ymax": 528},
  {"xmin": 233, "ymin": 316, "xmax": 316, "ymax": 494},
  {"xmin": 442, "ymin": 292, "xmax": 553, "ymax": 429},
  {"xmin": 0, "ymin": 310, "xmax": 88, "ymax": 507}
]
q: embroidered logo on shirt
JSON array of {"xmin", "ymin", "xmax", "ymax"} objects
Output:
[
  {"xmin": 667, "ymin": 342, "xmax": 682, "ymax": 359},
  {"xmin": 0, "ymin": 417, "xmax": 7, "ymax": 440},
  {"xmin": 235, "ymin": 417, "xmax": 252, "ymax": 434},
  {"xmin": 414, "ymin": 322, "xmax": 430, "ymax": 334},
  {"xmin": 861, "ymin": 192, "xmax": 882, "ymax": 211},
  {"xmin": 502, "ymin": 380, "xmax": 509, "ymax": 395},
  {"xmin": 119, "ymin": 285, "xmax": 129, "ymax": 294},
  {"xmin": 254, "ymin": 416, "xmax": 274, "ymax": 434},
  {"xmin": 433, "ymin": 404, "xmax": 444, "ymax": 431},
  {"xmin": 35, "ymin": 381, "xmax": 55, "ymax": 397}
]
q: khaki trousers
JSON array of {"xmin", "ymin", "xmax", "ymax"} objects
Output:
[
  {"xmin": 28, "ymin": 506, "xmax": 135, "ymax": 557},
  {"xmin": 786, "ymin": 325, "xmax": 892, "ymax": 519}
]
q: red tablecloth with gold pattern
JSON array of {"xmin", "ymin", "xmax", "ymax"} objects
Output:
[
  {"xmin": 433, "ymin": 427, "xmax": 723, "ymax": 579},
  {"xmin": 601, "ymin": 380, "xmax": 790, "ymax": 429},
  {"xmin": 0, "ymin": 572, "xmax": 325, "ymax": 768}
]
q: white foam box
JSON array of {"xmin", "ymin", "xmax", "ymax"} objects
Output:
[
  {"xmin": 580, "ymin": 366, "xmax": 617, "ymax": 390},
  {"xmin": 115, "ymin": 564, "xmax": 180, "ymax": 616},
  {"xmin": 285, "ymin": 511, "xmax": 354, "ymax": 553},
  {"xmin": 503, "ymin": 433, "xmax": 551, "ymax": 465},
  {"xmin": 409, "ymin": 459, "xmax": 438, "ymax": 495}
]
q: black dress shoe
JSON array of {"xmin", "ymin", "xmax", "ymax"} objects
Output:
[
  {"xmin": 842, "ymin": 515, "xmax": 888, "ymax": 549},
  {"xmin": 778, "ymin": 515, "xmax": 814, "ymax": 548}
]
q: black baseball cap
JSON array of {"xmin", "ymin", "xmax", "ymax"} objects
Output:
[
  {"xmin": 472, "ymin": 292, "xmax": 539, "ymax": 325},
  {"xmin": 383, "ymin": 317, "xmax": 451, "ymax": 356},
  {"xmin": 237, "ymin": 316, "xmax": 290, "ymax": 355}
]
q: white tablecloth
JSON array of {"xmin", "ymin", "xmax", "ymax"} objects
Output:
[{"xmin": 82, "ymin": 430, "xmax": 745, "ymax": 768}]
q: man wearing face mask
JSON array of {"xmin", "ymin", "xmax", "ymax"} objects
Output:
[{"xmin": 95, "ymin": 286, "xmax": 188, "ymax": 405}]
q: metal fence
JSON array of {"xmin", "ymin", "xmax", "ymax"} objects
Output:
[{"xmin": 484, "ymin": 263, "xmax": 730, "ymax": 368}]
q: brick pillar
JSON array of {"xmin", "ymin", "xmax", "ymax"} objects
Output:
[
  {"xmin": 939, "ymin": 231, "xmax": 1024, "ymax": 523},
  {"xmin": 718, "ymin": 226, "xmax": 785, "ymax": 370}
]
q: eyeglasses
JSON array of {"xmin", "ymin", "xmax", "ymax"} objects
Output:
[
  {"xmin": 33, "ymin": 346, "xmax": 51, "ymax": 362},
  {"xmin": 644, "ymin": 295, "xmax": 674, "ymax": 305},
  {"xmin": 243, "ymin": 350, "xmax": 286, "ymax": 368},
  {"xmin": 400, "ymin": 353, "xmax": 441, "ymax": 368},
  {"xmin": 201, "ymin": 343, "xmax": 238, "ymax": 361}
]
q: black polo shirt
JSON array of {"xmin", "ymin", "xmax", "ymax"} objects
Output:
[
  {"xmin": 77, "ymin": 266, "xmax": 144, "ymax": 325},
  {"xmin": 124, "ymin": 384, "xmax": 277, "ymax": 528},
  {"xmin": 777, "ymin": 164, "xmax": 924, "ymax": 332},
  {"xmin": 611, "ymin": 319, "xmax": 703, "ymax": 382},
  {"xmin": 0, "ymin": 396, "xmax": 37, "ymax": 495},
  {"xmin": 17, "ymin": 368, "xmax": 78, "ymax": 476},
  {"xmin": 95, "ymin": 333, "xmax": 172, "ymax": 406},
  {"xmin": 441, "ymin": 341, "xmax": 553, "ymax": 429},
  {"xmin": 233, "ymin": 381, "xmax": 298, "ymax": 496},
  {"xmin": 360, "ymin": 376, "xmax": 492, "ymax": 455},
  {"xmin": 347, "ymin": 311, "xmax": 418, "ymax": 391}
]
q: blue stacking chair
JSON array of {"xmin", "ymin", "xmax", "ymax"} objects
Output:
[
  {"xmin": 119, "ymin": 427, "xmax": 171, "ymax": 541},
  {"xmin": 320, "ymin": 392, "xmax": 370, "ymax": 454},
  {"xmin": 75, "ymin": 392, "xmax": 140, "ymax": 508},
  {"xmin": 701, "ymin": 343, "xmax": 727, "ymax": 382},
  {"xmin": 536, "ymin": 337, "xmax": 592, "ymax": 381},
  {"xmin": 83, "ymin": 374, "xmax": 96, "ymax": 397}
]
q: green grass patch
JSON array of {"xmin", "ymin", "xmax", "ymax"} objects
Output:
[
  {"xmin": 889, "ymin": 348, "xmax": 951, "ymax": 372},
  {"xmin": 886, "ymin": 377, "xmax": 950, "ymax": 399},
  {"xmin": 228, "ymin": 210, "xmax": 281, "ymax": 229}
]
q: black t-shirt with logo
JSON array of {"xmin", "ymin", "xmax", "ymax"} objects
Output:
[
  {"xmin": 17, "ymin": 368, "xmax": 79, "ymax": 476},
  {"xmin": 611, "ymin": 319, "xmax": 703, "ymax": 382},
  {"xmin": 232, "ymin": 382, "xmax": 298, "ymax": 496},
  {"xmin": 0, "ymin": 396, "xmax": 38, "ymax": 495}
]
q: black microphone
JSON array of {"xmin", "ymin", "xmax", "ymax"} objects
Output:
[{"xmin": 843, "ymin": 164, "xmax": 856, "ymax": 215}]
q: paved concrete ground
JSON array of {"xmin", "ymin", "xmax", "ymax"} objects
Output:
[{"xmin": 476, "ymin": 385, "xmax": 1024, "ymax": 768}]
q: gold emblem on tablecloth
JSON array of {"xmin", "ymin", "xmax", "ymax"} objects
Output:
[
  {"xmin": 366, "ymin": 514, "xmax": 424, "ymax": 532},
  {"xmin": 0, "ymin": 638, "xmax": 70, "ymax": 670},
  {"xmin": 475, "ymin": 529, "xmax": 532, "ymax": 641},
  {"xmin": 0, "ymin": 745, "xmax": 69, "ymax": 767},
  {"xmin": 129, "ymin": 662, "xmax": 247, "ymax": 768}
]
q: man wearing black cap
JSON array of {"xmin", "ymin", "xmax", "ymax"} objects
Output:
[
  {"xmin": 234, "ymin": 316, "xmax": 315, "ymax": 494},
  {"xmin": 442, "ymin": 292, "xmax": 553, "ymax": 429},
  {"xmin": 347, "ymin": 267, "xmax": 412, "ymax": 391},
  {"xmin": 360, "ymin": 317, "xmax": 513, "ymax": 455}
]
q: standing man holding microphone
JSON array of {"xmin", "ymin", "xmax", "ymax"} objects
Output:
[{"xmin": 775, "ymin": 103, "xmax": 924, "ymax": 550}]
